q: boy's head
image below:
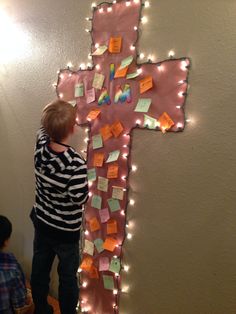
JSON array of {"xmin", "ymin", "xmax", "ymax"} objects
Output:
[
  {"xmin": 0, "ymin": 215, "xmax": 12, "ymax": 250},
  {"xmin": 41, "ymin": 100, "xmax": 77, "ymax": 142}
]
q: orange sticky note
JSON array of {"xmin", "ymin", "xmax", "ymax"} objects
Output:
[
  {"xmin": 87, "ymin": 108, "xmax": 101, "ymax": 121},
  {"xmin": 110, "ymin": 121, "xmax": 124, "ymax": 138},
  {"xmin": 100, "ymin": 125, "xmax": 113, "ymax": 141},
  {"xmin": 93, "ymin": 153, "xmax": 104, "ymax": 167},
  {"xmin": 107, "ymin": 219, "xmax": 118, "ymax": 235},
  {"xmin": 158, "ymin": 112, "xmax": 175, "ymax": 133},
  {"xmin": 109, "ymin": 37, "xmax": 122, "ymax": 53},
  {"xmin": 80, "ymin": 256, "xmax": 93, "ymax": 272},
  {"xmin": 140, "ymin": 76, "xmax": 153, "ymax": 94},
  {"xmin": 114, "ymin": 66, "xmax": 128, "ymax": 78},
  {"xmin": 89, "ymin": 217, "xmax": 100, "ymax": 232},
  {"xmin": 107, "ymin": 163, "xmax": 119, "ymax": 179},
  {"xmin": 103, "ymin": 237, "xmax": 118, "ymax": 252},
  {"xmin": 88, "ymin": 265, "xmax": 99, "ymax": 279}
]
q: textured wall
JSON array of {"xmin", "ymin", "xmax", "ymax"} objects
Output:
[{"xmin": 0, "ymin": 1, "xmax": 235, "ymax": 314}]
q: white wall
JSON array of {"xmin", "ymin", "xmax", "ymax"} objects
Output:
[{"xmin": 0, "ymin": 1, "xmax": 236, "ymax": 313}]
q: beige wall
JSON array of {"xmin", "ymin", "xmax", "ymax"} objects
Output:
[{"xmin": 0, "ymin": 0, "xmax": 236, "ymax": 313}]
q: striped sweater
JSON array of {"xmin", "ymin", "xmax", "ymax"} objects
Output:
[{"xmin": 31, "ymin": 127, "xmax": 89, "ymax": 242}]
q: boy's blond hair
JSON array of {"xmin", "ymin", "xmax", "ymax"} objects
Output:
[{"xmin": 41, "ymin": 100, "xmax": 77, "ymax": 142}]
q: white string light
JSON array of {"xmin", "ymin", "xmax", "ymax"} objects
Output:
[
  {"xmin": 113, "ymin": 289, "xmax": 118, "ymax": 295},
  {"xmin": 177, "ymin": 122, "xmax": 183, "ymax": 128},
  {"xmin": 99, "ymin": 7, "xmax": 104, "ymax": 13},
  {"xmin": 127, "ymin": 233, "xmax": 133, "ymax": 240},
  {"xmin": 96, "ymin": 64, "xmax": 101, "ymax": 70},
  {"xmin": 134, "ymin": 26, "xmax": 138, "ymax": 31},
  {"xmin": 141, "ymin": 16, "xmax": 148, "ymax": 24},
  {"xmin": 82, "ymin": 282, "xmax": 88, "ymax": 288},
  {"xmin": 107, "ymin": 7, "xmax": 113, "ymax": 12},
  {"xmin": 136, "ymin": 119, "xmax": 141, "ymax": 125},
  {"xmin": 126, "ymin": 1, "xmax": 131, "ymax": 6},
  {"xmin": 67, "ymin": 61, "xmax": 73, "ymax": 68},
  {"xmin": 129, "ymin": 199, "xmax": 135, "ymax": 206},
  {"xmin": 139, "ymin": 52, "xmax": 145, "ymax": 59},
  {"xmin": 59, "ymin": 93, "xmax": 63, "ymax": 99},
  {"xmin": 91, "ymin": 2, "xmax": 97, "ymax": 8},
  {"xmin": 144, "ymin": 1, "xmax": 150, "ymax": 7},
  {"xmin": 124, "ymin": 265, "xmax": 130, "ymax": 272},
  {"xmin": 130, "ymin": 45, "xmax": 135, "ymax": 51},
  {"xmin": 168, "ymin": 50, "xmax": 175, "ymax": 57},
  {"xmin": 132, "ymin": 165, "xmax": 137, "ymax": 172}
]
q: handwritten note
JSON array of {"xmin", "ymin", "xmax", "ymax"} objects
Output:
[
  {"xmin": 110, "ymin": 121, "xmax": 124, "ymax": 138},
  {"xmin": 103, "ymin": 237, "xmax": 118, "ymax": 252},
  {"xmin": 114, "ymin": 66, "xmax": 128, "ymax": 78},
  {"xmin": 158, "ymin": 112, "xmax": 175, "ymax": 133},
  {"xmin": 112, "ymin": 186, "xmax": 124, "ymax": 200},
  {"xmin": 107, "ymin": 198, "xmax": 120, "ymax": 212},
  {"xmin": 87, "ymin": 108, "xmax": 101, "ymax": 121},
  {"xmin": 100, "ymin": 124, "xmax": 113, "ymax": 141},
  {"xmin": 86, "ymin": 88, "xmax": 96, "ymax": 104},
  {"xmin": 140, "ymin": 76, "xmax": 153, "ymax": 94},
  {"xmin": 107, "ymin": 219, "xmax": 118, "ymax": 234},
  {"xmin": 109, "ymin": 37, "xmax": 122, "ymax": 53},
  {"xmin": 92, "ymin": 73, "xmax": 105, "ymax": 90},
  {"xmin": 106, "ymin": 150, "xmax": 120, "ymax": 163},
  {"xmin": 80, "ymin": 256, "xmax": 93, "ymax": 272},
  {"xmin": 87, "ymin": 168, "xmax": 96, "ymax": 182},
  {"xmin": 135, "ymin": 98, "xmax": 152, "ymax": 113},
  {"xmin": 91, "ymin": 195, "xmax": 102, "ymax": 210},
  {"xmin": 89, "ymin": 217, "xmax": 100, "ymax": 232},
  {"xmin": 83, "ymin": 239, "xmax": 94, "ymax": 256},
  {"xmin": 92, "ymin": 134, "xmax": 103, "ymax": 150},
  {"xmin": 93, "ymin": 153, "xmax": 104, "ymax": 167},
  {"xmin": 97, "ymin": 176, "xmax": 109, "ymax": 192},
  {"xmin": 119, "ymin": 55, "xmax": 133, "ymax": 70},
  {"xmin": 92, "ymin": 45, "xmax": 108, "ymax": 56},
  {"xmin": 74, "ymin": 83, "xmax": 84, "ymax": 97},
  {"xmin": 127, "ymin": 71, "xmax": 140, "ymax": 79},
  {"xmin": 107, "ymin": 163, "xmax": 119, "ymax": 179},
  {"xmin": 109, "ymin": 257, "xmax": 121, "ymax": 274},
  {"xmin": 94, "ymin": 238, "xmax": 104, "ymax": 253},
  {"xmin": 103, "ymin": 275, "xmax": 115, "ymax": 290},
  {"xmin": 144, "ymin": 114, "xmax": 157, "ymax": 129},
  {"xmin": 99, "ymin": 208, "xmax": 110, "ymax": 223},
  {"xmin": 99, "ymin": 257, "xmax": 110, "ymax": 271}
]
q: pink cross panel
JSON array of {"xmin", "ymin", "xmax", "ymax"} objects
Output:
[{"xmin": 57, "ymin": 1, "xmax": 190, "ymax": 313}]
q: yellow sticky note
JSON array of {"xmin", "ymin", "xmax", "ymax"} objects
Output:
[
  {"xmin": 100, "ymin": 124, "xmax": 113, "ymax": 141},
  {"xmin": 140, "ymin": 76, "xmax": 153, "ymax": 94},
  {"xmin": 109, "ymin": 37, "xmax": 122, "ymax": 53},
  {"xmin": 158, "ymin": 112, "xmax": 175, "ymax": 133},
  {"xmin": 93, "ymin": 153, "xmax": 105, "ymax": 167},
  {"xmin": 110, "ymin": 121, "xmax": 124, "ymax": 138}
]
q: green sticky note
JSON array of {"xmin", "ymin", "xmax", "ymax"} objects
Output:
[
  {"xmin": 92, "ymin": 45, "xmax": 108, "ymax": 56},
  {"xmin": 97, "ymin": 176, "xmax": 109, "ymax": 192},
  {"xmin": 94, "ymin": 238, "xmax": 104, "ymax": 253},
  {"xmin": 83, "ymin": 239, "xmax": 94, "ymax": 256},
  {"xmin": 92, "ymin": 134, "xmax": 103, "ymax": 150},
  {"xmin": 92, "ymin": 195, "xmax": 102, "ymax": 209},
  {"xmin": 109, "ymin": 257, "xmax": 121, "ymax": 274},
  {"xmin": 92, "ymin": 73, "xmax": 105, "ymax": 90},
  {"xmin": 103, "ymin": 275, "xmax": 115, "ymax": 290},
  {"xmin": 144, "ymin": 114, "xmax": 157, "ymax": 129},
  {"xmin": 74, "ymin": 83, "xmax": 84, "ymax": 97},
  {"xmin": 135, "ymin": 98, "xmax": 152, "ymax": 113},
  {"xmin": 87, "ymin": 168, "xmax": 96, "ymax": 182},
  {"xmin": 126, "ymin": 71, "xmax": 140, "ymax": 79},
  {"xmin": 106, "ymin": 150, "xmax": 120, "ymax": 163},
  {"xmin": 119, "ymin": 55, "xmax": 133, "ymax": 70},
  {"xmin": 108, "ymin": 198, "xmax": 120, "ymax": 212}
]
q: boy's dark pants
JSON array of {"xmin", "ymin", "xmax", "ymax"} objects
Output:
[{"xmin": 31, "ymin": 230, "xmax": 79, "ymax": 314}]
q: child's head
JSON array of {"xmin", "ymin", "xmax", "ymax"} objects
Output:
[
  {"xmin": 0, "ymin": 215, "xmax": 12, "ymax": 250},
  {"xmin": 41, "ymin": 100, "xmax": 77, "ymax": 142}
]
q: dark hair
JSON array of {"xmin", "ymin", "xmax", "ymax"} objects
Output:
[{"xmin": 0, "ymin": 215, "xmax": 12, "ymax": 249}]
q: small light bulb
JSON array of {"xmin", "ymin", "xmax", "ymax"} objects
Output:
[
  {"xmin": 130, "ymin": 45, "xmax": 135, "ymax": 51},
  {"xmin": 68, "ymin": 73, "xmax": 72, "ymax": 77},
  {"xmin": 176, "ymin": 105, "xmax": 181, "ymax": 109},
  {"xmin": 85, "ymin": 28, "xmax": 90, "ymax": 33},
  {"xmin": 124, "ymin": 265, "xmax": 130, "ymax": 272},
  {"xmin": 96, "ymin": 64, "xmax": 101, "ymax": 70},
  {"xmin": 107, "ymin": 7, "xmax": 112, "ymax": 12},
  {"xmin": 157, "ymin": 64, "xmax": 164, "ymax": 72},
  {"xmin": 141, "ymin": 16, "xmax": 148, "ymax": 24},
  {"xmin": 59, "ymin": 93, "xmax": 63, "ymax": 99},
  {"xmin": 85, "ymin": 230, "xmax": 89, "ymax": 235},
  {"xmin": 123, "ymin": 153, "xmax": 128, "ymax": 159},
  {"xmin": 178, "ymin": 91, "xmax": 184, "ymax": 97},
  {"xmin": 127, "ymin": 233, "xmax": 133, "ymax": 239},
  {"xmin": 67, "ymin": 62, "xmax": 73, "ymax": 68},
  {"xmin": 126, "ymin": 1, "xmax": 131, "ymax": 6},
  {"xmin": 148, "ymin": 54, "xmax": 153, "ymax": 62},
  {"xmin": 132, "ymin": 165, "xmax": 137, "ymax": 171},
  {"xmin": 80, "ymin": 63, "xmax": 86, "ymax": 70},
  {"xmin": 168, "ymin": 50, "xmax": 175, "ymax": 57},
  {"xmin": 139, "ymin": 53, "xmax": 145, "ymax": 59},
  {"xmin": 137, "ymin": 68, "xmax": 143, "ymax": 74},
  {"xmin": 115, "ymin": 273, "xmax": 119, "ymax": 277},
  {"xmin": 179, "ymin": 80, "xmax": 184, "ymax": 84},
  {"xmin": 136, "ymin": 119, "xmax": 141, "ymax": 125},
  {"xmin": 134, "ymin": 0, "xmax": 140, "ymax": 3},
  {"xmin": 156, "ymin": 121, "xmax": 161, "ymax": 127},
  {"xmin": 77, "ymin": 268, "xmax": 82, "ymax": 273},
  {"xmin": 121, "ymin": 175, "xmax": 126, "ymax": 181},
  {"xmin": 134, "ymin": 26, "xmax": 138, "ymax": 31},
  {"xmin": 88, "ymin": 54, "xmax": 92, "ymax": 60},
  {"xmin": 85, "ymin": 17, "xmax": 90, "ymax": 21},
  {"xmin": 181, "ymin": 60, "xmax": 188, "ymax": 71},
  {"xmin": 145, "ymin": 1, "xmax": 150, "ymax": 7},
  {"xmin": 88, "ymin": 182, "xmax": 93, "ymax": 187},
  {"xmin": 91, "ymin": 3, "xmax": 97, "ymax": 8},
  {"xmin": 113, "ymin": 0, "xmax": 117, "ymax": 3},
  {"xmin": 84, "ymin": 137, "xmax": 89, "ymax": 143},
  {"xmin": 52, "ymin": 83, "xmax": 57, "ymax": 88},
  {"xmin": 99, "ymin": 7, "xmax": 104, "ymax": 13},
  {"xmin": 59, "ymin": 73, "xmax": 64, "ymax": 79},
  {"xmin": 130, "ymin": 199, "xmax": 135, "ymax": 205},
  {"xmin": 82, "ymin": 282, "xmax": 88, "ymax": 288},
  {"xmin": 186, "ymin": 119, "xmax": 191, "ymax": 123},
  {"xmin": 177, "ymin": 122, "xmax": 183, "ymax": 128},
  {"xmin": 88, "ymin": 192, "xmax": 92, "ymax": 197},
  {"xmin": 122, "ymin": 285, "xmax": 130, "ymax": 293},
  {"xmin": 87, "ymin": 62, "xmax": 92, "ymax": 68},
  {"xmin": 95, "ymin": 43, "xmax": 99, "ymax": 48},
  {"xmin": 113, "ymin": 289, "xmax": 118, "ymax": 295},
  {"xmin": 121, "ymin": 210, "xmax": 125, "ymax": 216}
]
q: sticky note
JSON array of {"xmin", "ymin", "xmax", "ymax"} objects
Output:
[
  {"xmin": 107, "ymin": 219, "xmax": 118, "ymax": 235},
  {"xmin": 80, "ymin": 256, "xmax": 93, "ymax": 272},
  {"xmin": 135, "ymin": 98, "xmax": 152, "ymax": 113},
  {"xmin": 140, "ymin": 76, "xmax": 153, "ymax": 94},
  {"xmin": 87, "ymin": 108, "xmax": 101, "ymax": 121},
  {"xmin": 99, "ymin": 257, "xmax": 110, "ymax": 271},
  {"xmin": 103, "ymin": 275, "xmax": 115, "ymax": 290},
  {"xmin": 103, "ymin": 237, "xmax": 118, "ymax": 252},
  {"xmin": 83, "ymin": 239, "xmax": 94, "ymax": 256},
  {"xmin": 92, "ymin": 73, "xmax": 105, "ymax": 90},
  {"xmin": 100, "ymin": 125, "xmax": 113, "ymax": 141},
  {"xmin": 106, "ymin": 150, "xmax": 120, "ymax": 163},
  {"xmin": 109, "ymin": 257, "xmax": 121, "ymax": 274},
  {"xmin": 92, "ymin": 45, "xmax": 108, "ymax": 56},
  {"xmin": 112, "ymin": 186, "xmax": 124, "ymax": 200},
  {"xmin": 88, "ymin": 265, "xmax": 99, "ymax": 279},
  {"xmin": 93, "ymin": 153, "xmax": 104, "ymax": 167},
  {"xmin": 86, "ymin": 88, "xmax": 96, "ymax": 104},
  {"xmin": 94, "ymin": 238, "xmax": 104, "ymax": 253},
  {"xmin": 91, "ymin": 195, "xmax": 102, "ymax": 209},
  {"xmin": 99, "ymin": 208, "xmax": 110, "ymax": 223},
  {"xmin": 107, "ymin": 163, "xmax": 119, "ymax": 179},
  {"xmin": 92, "ymin": 134, "xmax": 103, "ymax": 150},
  {"xmin": 89, "ymin": 217, "xmax": 100, "ymax": 232},
  {"xmin": 109, "ymin": 37, "xmax": 122, "ymax": 53},
  {"xmin": 119, "ymin": 55, "xmax": 134, "ymax": 70},
  {"xmin": 127, "ymin": 71, "xmax": 140, "ymax": 79},
  {"xmin": 110, "ymin": 121, "xmax": 124, "ymax": 138},
  {"xmin": 158, "ymin": 112, "xmax": 175, "ymax": 133},
  {"xmin": 107, "ymin": 198, "xmax": 120, "ymax": 212},
  {"xmin": 144, "ymin": 114, "xmax": 157, "ymax": 129},
  {"xmin": 74, "ymin": 83, "xmax": 84, "ymax": 97},
  {"xmin": 97, "ymin": 176, "xmax": 109, "ymax": 192},
  {"xmin": 114, "ymin": 66, "xmax": 128, "ymax": 78},
  {"xmin": 87, "ymin": 168, "xmax": 96, "ymax": 182}
]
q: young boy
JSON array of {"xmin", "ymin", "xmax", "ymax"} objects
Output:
[
  {"xmin": 30, "ymin": 100, "xmax": 89, "ymax": 314},
  {"xmin": 0, "ymin": 215, "xmax": 33, "ymax": 314}
]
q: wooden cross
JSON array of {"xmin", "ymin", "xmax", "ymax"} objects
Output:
[{"xmin": 57, "ymin": 1, "xmax": 190, "ymax": 313}]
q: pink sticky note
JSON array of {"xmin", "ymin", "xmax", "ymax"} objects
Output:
[
  {"xmin": 99, "ymin": 208, "xmax": 110, "ymax": 223},
  {"xmin": 99, "ymin": 257, "xmax": 110, "ymax": 272},
  {"xmin": 86, "ymin": 88, "xmax": 96, "ymax": 104}
]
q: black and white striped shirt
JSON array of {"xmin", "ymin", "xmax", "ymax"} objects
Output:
[{"xmin": 31, "ymin": 128, "xmax": 88, "ymax": 242}]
